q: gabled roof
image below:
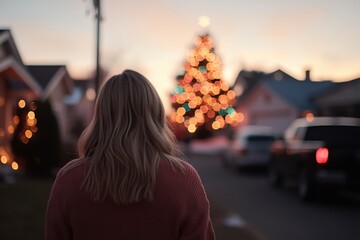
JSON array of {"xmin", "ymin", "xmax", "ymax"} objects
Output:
[
  {"xmin": 0, "ymin": 29, "xmax": 42, "ymax": 96},
  {"xmin": 0, "ymin": 29, "xmax": 23, "ymax": 64},
  {"xmin": 264, "ymin": 77, "xmax": 334, "ymax": 110},
  {"xmin": 27, "ymin": 65, "xmax": 73, "ymax": 99},
  {"xmin": 234, "ymin": 68, "xmax": 335, "ymax": 111},
  {"xmin": 312, "ymin": 77, "xmax": 360, "ymax": 106},
  {"xmin": 234, "ymin": 69, "xmax": 299, "ymax": 108},
  {"xmin": 27, "ymin": 65, "xmax": 64, "ymax": 89}
]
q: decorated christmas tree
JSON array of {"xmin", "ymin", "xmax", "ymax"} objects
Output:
[{"xmin": 170, "ymin": 32, "xmax": 243, "ymax": 139}]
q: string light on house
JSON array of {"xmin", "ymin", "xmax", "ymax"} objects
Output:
[{"xmin": 15, "ymin": 100, "xmax": 38, "ymax": 144}]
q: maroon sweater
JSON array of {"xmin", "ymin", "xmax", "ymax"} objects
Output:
[{"xmin": 45, "ymin": 158, "xmax": 215, "ymax": 240}]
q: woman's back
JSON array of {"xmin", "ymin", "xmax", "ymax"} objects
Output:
[
  {"xmin": 46, "ymin": 158, "xmax": 214, "ymax": 240},
  {"xmin": 45, "ymin": 70, "xmax": 215, "ymax": 239}
]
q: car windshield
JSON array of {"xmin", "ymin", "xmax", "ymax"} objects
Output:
[
  {"xmin": 304, "ymin": 125, "xmax": 360, "ymax": 144},
  {"xmin": 246, "ymin": 135, "xmax": 276, "ymax": 142}
]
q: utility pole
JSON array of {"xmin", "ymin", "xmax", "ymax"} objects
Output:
[{"xmin": 93, "ymin": 0, "xmax": 101, "ymax": 94}]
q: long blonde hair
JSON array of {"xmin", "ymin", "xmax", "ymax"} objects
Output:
[{"xmin": 77, "ymin": 70, "xmax": 184, "ymax": 203}]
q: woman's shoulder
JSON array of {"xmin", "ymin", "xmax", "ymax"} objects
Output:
[
  {"xmin": 56, "ymin": 158, "xmax": 86, "ymax": 179},
  {"xmin": 159, "ymin": 158, "xmax": 201, "ymax": 185}
]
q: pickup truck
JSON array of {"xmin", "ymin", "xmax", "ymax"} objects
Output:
[{"xmin": 269, "ymin": 117, "xmax": 360, "ymax": 200}]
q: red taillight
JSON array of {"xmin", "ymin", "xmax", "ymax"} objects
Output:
[{"xmin": 316, "ymin": 148, "xmax": 329, "ymax": 164}]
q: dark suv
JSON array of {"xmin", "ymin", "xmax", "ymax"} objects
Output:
[{"xmin": 269, "ymin": 117, "xmax": 360, "ymax": 200}]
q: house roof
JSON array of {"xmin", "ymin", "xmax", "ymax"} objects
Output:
[
  {"xmin": 312, "ymin": 77, "xmax": 360, "ymax": 106},
  {"xmin": 0, "ymin": 29, "xmax": 42, "ymax": 96},
  {"xmin": 0, "ymin": 29, "xmax": 23, "ymax": 64},
  {"xmin": 27, "ymin": 65, "xmax": 65, "ymax": 89},
  {"xmin": 264, "ymin": 77, "xmax": 334, "ymax": 110},
  {"xmin": 27, "ymin": 65, "xmax": 73, "ymax": 99},
  {"xmin": 234, "ymin": 68, "xmax": 335, "ymax": 111}
]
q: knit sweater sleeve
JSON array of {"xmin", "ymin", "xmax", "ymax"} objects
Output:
[
  {"xmin": 45, "ymin": 169, "xmax": 72, "ymax": 240},
  {"xmin": 180, "ymin": 163, "xmax": 215, "ymax": 240}
]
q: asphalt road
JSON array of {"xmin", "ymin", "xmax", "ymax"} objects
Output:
[{"xmin": 187, "ymin": 153, "xmax": 360, "ymax": 240}]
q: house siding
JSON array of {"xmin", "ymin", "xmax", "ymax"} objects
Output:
[{"xmin": 236, "ymin": 84, "xmax": 299, "ymax": 134}]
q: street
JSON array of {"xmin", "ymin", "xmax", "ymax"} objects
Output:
[{"xmin": 187, "ymin": 153, "xmax": 360, "ymax": 240}]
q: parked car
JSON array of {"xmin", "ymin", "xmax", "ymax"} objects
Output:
[
  {"xmin": 269, "ymin": 117, "xmax": 360, "ymax": 200},
  {"xmin": 222, "ymin": 125, "xmax": 277, "ymax": 169}
]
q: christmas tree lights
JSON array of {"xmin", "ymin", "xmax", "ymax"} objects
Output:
[{"xmin": 170, "ymin": 33, "xmax": 243, "ymax": 134}]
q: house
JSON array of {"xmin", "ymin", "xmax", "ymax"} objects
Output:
[
  {"xmin": 313, "ymin": 77, "xmax": 360, "ymax": 118},
  {"xmin": 27, "ymin": 65, "xmax": 73, "ymax": 143},
  {"xmin": 234, "ymin": 69, "xmax": 334, "ymax": 134},
  {"xmin": 0, "ymin": 29, "xmax": 42, "ymax": 166}
]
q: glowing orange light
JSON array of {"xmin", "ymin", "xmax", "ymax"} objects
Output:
[
  {"xmin": 170, "ymin": 112, "xmax": 177, "ymax": 122},
  {"xmin": 200, "ymin": 47, "xmax": 209, "ymax": 57},
  {"xmin": 213, "ymin": 71, "xmax": 222, "ymax": 79},
  {"xmin": 175, "ymin": 115, "xmax": 185, "ymax": 124},
  {"xmin": 221, "ymin": 83, "xmax": 229, "ymax": 91},
  {"xmin": 218, "ymin": 95, "xmax": 228, "ymax": 104},
  {"xmin": 206, "ymin": 63, "xmax": 214, "ymax": 71},
  {"xmin": 188, "ymin": 124, "xmax": 197, "ymax": 133},
  {"xmin": 18, "ymin": 99, "xmax": 26, "ymax": 108},
  {"xmin": 177, "ymin": 107, "xmax": 186, "ymax": 116},
  {"xmin": 184, "ymin": 74, "xmax": 193, "ymax": 83},
  {"xmin": 196, "ymin": 54, "xmax": 205, "ymax": 61},
  {"xmin": 207, "ymin": 72, "xmax": 214, "ymax": 80},
  {"xmin": 200, "ymin": 105, "xmax": 208, "ymax": 113},
  {"xmin": 212, "ymin": 121, "xmax": 220, "ymax": 130},
  {"xmin": 13, "ymin": 115, "xmax": 20, "ymax": 125},
  {"xmin": 227, "ymin": 90, "xmax": 236, "ymax": 99},
  {"xmin": 31, "ymin": 126, "xmax": 38, "ymax": 133},
  {"xmin": 27, "ymin": 111, "xmax": 35, "ymax": 119},
  {"xmin": 206, "ymin": 53, "xmax": 215, "ymax": 62},
  {"xmin": 188, "ymin": 101, "xmax": 197, "ymax": 109},
  {"xmin": 1, "ymin": 156, "xmax": 7, "ymax": 164},
  {"xmin": 0, "ymin": 129, "xmax": 5, "ymax": 137},
  {"xmin": 207, "ymin": 110, "xmax": 215, "ymax": 118},
  {"xmin": 225, "ymin": 115, "xmax": 232, "ymax": 124},
  {"xmin": 11, "ymin": 162, "xmax": 19, "ymax": 170},
  {"xmin": 25, "ymin": 130, "xmax": 33, "ymax": 138},
  {"xmin": 221, "ymin": 103, "xmax": 229, "ymax": 109},
  {"xmin": 212, "ymin": 103, "xmax": 221, "ymax": 112},
  {"xmin": 27, "ymin": 118, "xmax": 36, "ymax": 126},
  {"xmin": 86, "ymin": 88, "xmax": 96, "ymax": 101},
  {"xmin": 195, "ymin": 109, "xmax": 203, "ymax": 116},
  {"xmin": 200, "ymin": 86, "xmax": 209, "ymax": 95},
  {"xmin": 8, "ymin": 125, "xmax": 14, "ymax": 134},
  {"xmin": 193, "ymin": 83, "xmax": 201, "ymax": 92},
  {"xmin": 212, "ymin": 87, "xmax": 220, "ymax": 95},
  {"xmin": 236, "ymin": 112, "xmax": 245, "ymax": 123},
  {"xmin": 306, "ymin": 112, "xmax": 314, "ymax": 122},
  {"xmin": 189, "ymin": 117, "xmax": 198, "ymax": 125},
  {"xmin": 189, "ymin": 58, "xmax": 199, "ymax": 67}
]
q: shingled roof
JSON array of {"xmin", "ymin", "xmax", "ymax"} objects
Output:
[
  {"xmin": 264, "ymin": 77, "xmax": 334, "ymax": 110},
  {"xmin": 27, "ymin": 65, "xmax": 64, "ymax": 90}
]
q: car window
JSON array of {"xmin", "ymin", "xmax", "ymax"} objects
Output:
[
  {"xmin": 304, "ymin": 125, "xmax": 360, "ymax": 143},
  {"xmin": 246, "ymin": 135, "xmax": 275, "ymax": 142}
]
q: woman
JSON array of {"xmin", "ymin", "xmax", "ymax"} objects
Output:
[{"xmin": 45, "ymin": 70, "xmax": 215, "ymax": 240}]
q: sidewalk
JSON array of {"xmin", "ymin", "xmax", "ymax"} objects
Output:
[{"xmin": 210, "ymin": 196, "xmax": 263, "ymax": 240}]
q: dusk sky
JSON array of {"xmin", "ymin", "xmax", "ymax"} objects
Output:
[{"xmin": 1, "ymin": 0, "xmax": 360, "ymax": 110}]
